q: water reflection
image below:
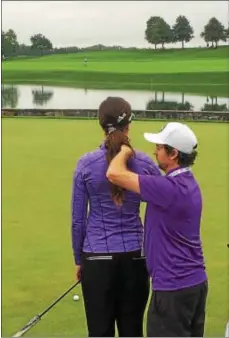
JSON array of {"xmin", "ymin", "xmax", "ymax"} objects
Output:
[
  {"xmin": 1, "ymin": 85, "xmax": 19, "ymax": 108},
  {"xmin": 201, "ymin": 103, "xmax": 228, "ymax": 111},
  {"xmin": 146, "ymin": 92, "xmax": 193, "ymax": 111},
  {"xmin": 32, "ymin": 86, "xmax": 54, "ymax": 107},
  {"xmin": 1, "ymin": 84, "xmax": 228, "ymax": 111},
  {"xmin": 201, "ymin": 96, "xmax": 228, "ymax": 111}
]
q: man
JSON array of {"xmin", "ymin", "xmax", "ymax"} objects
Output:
[{"xmin": 106, "ymin": 122, "xmax": 208, "ymax": 337}]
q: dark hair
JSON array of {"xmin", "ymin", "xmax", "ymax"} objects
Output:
[
  {"xmin": 164, "ymin": 144, "xmax": 198, "ymax": 166},
  {"xmin": 98, "ymin": 97, "xmax": 134, "ymax": 206}
]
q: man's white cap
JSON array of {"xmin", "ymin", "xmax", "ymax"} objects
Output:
[{"xmin": 144, "ymin": 122, "xmax": 198, "ymax": 154}]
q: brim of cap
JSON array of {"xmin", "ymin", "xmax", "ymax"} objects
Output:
[{"xmin": 144, "ymin": 132, "xmax": 166, "ymax": 145}]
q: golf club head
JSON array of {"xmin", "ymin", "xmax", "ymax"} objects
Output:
[{"xmin": 12, "ymin": 315, "xmax": 40, "ymax": 337}]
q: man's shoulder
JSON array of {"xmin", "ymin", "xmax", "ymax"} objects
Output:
[{"xmin": 167, "ymin": 172, "xmax": 201, "ymax": 197}]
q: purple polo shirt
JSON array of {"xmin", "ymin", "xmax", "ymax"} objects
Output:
[
  {"xmin": 71, "ymin": 144, "xmax": 161, "ymax": 265},
  {"xmin": 139, "ymin": 167, "xmax": 207, "ymax": 291}
]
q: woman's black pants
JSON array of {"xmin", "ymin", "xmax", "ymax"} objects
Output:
[{"xmin": 81, "ymin": 250, "xmax": 149, "ymax": 337}]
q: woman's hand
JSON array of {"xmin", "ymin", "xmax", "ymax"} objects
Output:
[{"xmin": 75, "ymin": 265, "xmax": 81, "ymax": 281}]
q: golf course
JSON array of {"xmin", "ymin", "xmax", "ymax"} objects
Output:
[
  {"xmin": 2, "ymin": 118, "xmax": 228, "ymax": 336},
  {"xmin": 2, "ymin": 0, "xmax": 229, "ymax": 335},
  {"xmin": 2, "ymin": 46, "xmax": 229, "ymax": 97},
  {"xmin": 3, "ymin": 0, "xmax": 229, "ymax": 334}
]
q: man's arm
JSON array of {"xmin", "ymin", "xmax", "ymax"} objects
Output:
[
  {"xmin": 106, "ymin": 146, "xmax": 140, "ymax": 194},
  {"xmin": 107, "ymin": 146, "xmax": 176, "ymax": 208}
]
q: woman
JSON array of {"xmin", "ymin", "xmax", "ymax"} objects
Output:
[{"xmin": 71, "ymin": 97, "xmax": 160, "ymax": 337}]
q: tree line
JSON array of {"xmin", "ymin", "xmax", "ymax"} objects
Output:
[
  {"xmin": 2, "ymin": 15, "xmax": 229, "ymax": 57},
  {"xmin": 1, "ymin": 31, "xmax": 54, "ymax": 57},
  {"xmin": 145, "ymin": 15, "xmax": 229, "ymax": 49}
]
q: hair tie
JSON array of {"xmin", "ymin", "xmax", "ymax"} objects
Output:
[{"xmin": 107, "ymin": 124, "xmax": 117, "ymax": 134}]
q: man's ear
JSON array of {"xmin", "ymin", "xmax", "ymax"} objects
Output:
[{"xmin": 170, "ymin": 148, "xmax": 179, "ymax": 161}]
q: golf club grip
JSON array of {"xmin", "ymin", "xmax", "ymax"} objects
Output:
[
  {"xmin": 39, "ymin": 280, "xmax": 81, "ymax": 317},
  {"xmin": 12, "ymin": 315, "xmax": 40, "ymax": 337}
]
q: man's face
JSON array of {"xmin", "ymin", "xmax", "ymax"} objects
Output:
[{"xmin": 154, "ymin": 144, "xmax": 178, "ymax": 171}]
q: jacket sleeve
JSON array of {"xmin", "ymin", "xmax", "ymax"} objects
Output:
[{"xmin": 71, "ymin": 159, "xmax": 88, "ymax": 265}]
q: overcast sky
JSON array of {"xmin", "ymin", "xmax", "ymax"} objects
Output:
[{"xmin": 2, "ymin": 1, "xmax": 229, "ymax": 48}]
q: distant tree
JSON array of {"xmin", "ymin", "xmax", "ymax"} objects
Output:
[
  {"xmin": 159, "ymin": 20, "xmax": 173, "ymax": 48},
  {"xmin": 30, "ymin": 34, "xmax": 53, "ymax": 55},
  {"xmin": 145, "ymin": 16, "xmax": 161, "ymax": 49},
  {"xmin": 1, "ymin": 29, "xmax": 19, "ymax": 56},
  {"xmin": 17, "ymin": 43, "xmax": 33, "ymax": 56},
  {"xmin": 172, "ymin": 15, "xmax": 194, "ymax": 48},
  {"xmin": 200, "ymin": 31, "xmax": 211, "ymax": 48},
  {"xmin": 145, "ymin": 16, "xmax": 173, "ymax": 49},
  {"xmin": 200, "ymin": 17, "xmax": 226, "ymax": 48},
  {"xmin": 225, "ymin": 28, "xmax": 229, "ymax": 40}
]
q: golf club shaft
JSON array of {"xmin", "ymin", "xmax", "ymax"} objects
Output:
[{"xmin": 39, "ymin": 280, "xmax": 80, "ymax": 318}]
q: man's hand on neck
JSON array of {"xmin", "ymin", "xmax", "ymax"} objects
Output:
[
  {"xmin": 120, "ymin": 145, "xmax": 134, "ymax": 159},
  {"xmin": 107, "ymin": 145, "xmax": 133, "ymax": 178},
  {"xmin": 106, "ymin": 145, "xmax": 140, "ymax": 194}
]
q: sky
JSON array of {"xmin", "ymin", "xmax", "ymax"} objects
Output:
[{"xmin": 2, "ymin": 1, "xmax": 229, "ymax": 48}]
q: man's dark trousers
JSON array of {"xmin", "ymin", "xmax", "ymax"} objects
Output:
[{"xmin": 147, "ymin": 281, "xmax": 208, "ymax": 337}]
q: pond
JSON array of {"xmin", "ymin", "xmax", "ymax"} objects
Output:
[{"xmin": 2, "ymin": 84, "xmax": 229, "ymax": 112}]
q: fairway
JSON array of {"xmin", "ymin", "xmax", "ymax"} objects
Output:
[
  {"xmin": 2, "ymin": 47, "xmax": 229, "ymax": 97},
  {"xmin": 2, "ymin": 58, "xmax": 227, "ymax": 74},
  {"xmin": 2, "ymin": 118, "xmax": 228, "ymax": 337}
]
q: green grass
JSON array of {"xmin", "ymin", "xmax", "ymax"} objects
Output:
[
  {"xmin": 6, "ymin": 46, "xmax": 229, "ymax": 62},
  {"xmin": 2, "ymin": 118, "xmax": 228, "ymax": 337},
  {"xmin": 2, "ymin": 47, "xmax": 229, "ymax": 97}
]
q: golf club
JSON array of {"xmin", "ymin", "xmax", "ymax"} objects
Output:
[{"xmin": 12, "ymin": 280, "xmax": 81, "ymax": 337}]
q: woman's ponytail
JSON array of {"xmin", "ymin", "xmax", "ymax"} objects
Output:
[{"xmin": 105, "ymin": 130, "xmax": 134, "ymax": 206}]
